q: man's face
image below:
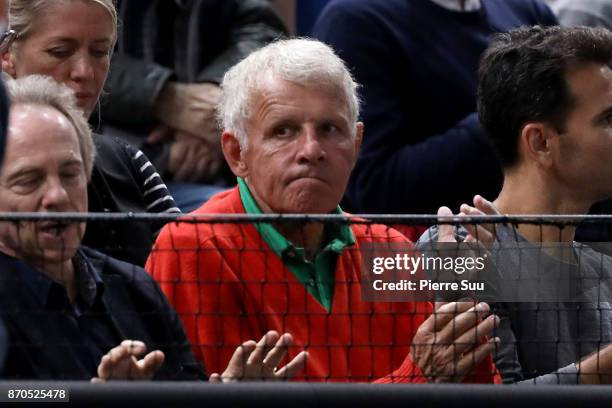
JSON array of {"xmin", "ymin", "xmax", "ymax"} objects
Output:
[
  {"xmin": 555, "ymin": 63, "xmax": 612, "ymax": 203},
  {"xmin": 236, "ymin": 77, "xmax": 362, "ymax": 213},
  {"xmin": 0, "ymin": 104, "xmax": 87, "ymax": 268}
]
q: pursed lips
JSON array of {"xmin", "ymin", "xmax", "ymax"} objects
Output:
[{"xmin": 287, "ymin": 174, "xmax": 327, "ymax": 185}]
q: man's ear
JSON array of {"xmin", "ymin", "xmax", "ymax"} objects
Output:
[
  {"xmin": 1, "ymin": 49, "xmax": 16, "ymax": 77},
  {"xmin": 520, "ymin": 122, "xmax": 556, "ymax": 168},
  {"xmin": 221, "ymin": 131, "xmax": 248, "ymax": 178},
  {"xmin": 354, "ymin": 122, "xmax": 364, "ymax": 153}
]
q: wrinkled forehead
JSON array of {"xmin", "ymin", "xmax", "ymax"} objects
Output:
[{"xmin": 247, "ymin": 73, "xmax": 353, "ymax": 117}]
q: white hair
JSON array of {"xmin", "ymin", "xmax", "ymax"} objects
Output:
[{"xmin": 218, "ymin": 38, "xmax": 361, "ymax": 149}]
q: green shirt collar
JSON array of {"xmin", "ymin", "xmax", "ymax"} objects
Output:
[{"xmin": 238, "ymin": 177, "xmax": 355, "ymax": 311}]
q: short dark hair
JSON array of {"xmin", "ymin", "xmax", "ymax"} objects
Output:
[{"xmin": 477, "ymin": 25, "xmax": 612, "ymax": 169}]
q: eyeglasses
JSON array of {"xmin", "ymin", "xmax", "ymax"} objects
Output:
[{"xmin": 0, "ymin": 30, "xmax": 17, "ymax": 54}]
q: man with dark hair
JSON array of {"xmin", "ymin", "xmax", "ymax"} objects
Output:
[
  {"xmin": 421, "ymin": 25, "xmax": 612, "ymax": 384},
  {"xmin": 478, "ymin": 25, "xmax": 612, "ymax": 172}
]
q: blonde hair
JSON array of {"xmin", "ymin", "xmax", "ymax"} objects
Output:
[
  {"xmin": 5, "ymin": 75, "xmax": 96, "ymax": 179},
  {"xmin": 9, "ymin": 0, "xmax": 117, "ymax": 42}
]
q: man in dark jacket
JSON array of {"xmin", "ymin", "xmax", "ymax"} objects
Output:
[
  {"xmin": 101, "ymin": 0, "xmax": 287, "ymax": 212},
  {"xmin": 0, "ymin": 75, "xmax": 306, "ymax": 382}
]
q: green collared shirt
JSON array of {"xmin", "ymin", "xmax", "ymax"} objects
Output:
[{"xmin": 238, "ymin": 178, "xmax": 355, "ymax": 312}]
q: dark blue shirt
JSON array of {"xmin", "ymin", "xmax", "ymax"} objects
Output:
[
  {"xmin": 0, "ymin": 247, "xmax": 204, "ymax": 380},
  {"xmin": 313, "ymin": 0, "xmax": 558, "ymax": 214},
  {"xmin": 18, "ymin": 251, "xmax": 121, "ymax": 376}
]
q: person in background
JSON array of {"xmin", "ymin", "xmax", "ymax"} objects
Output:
[
  {"xmin": 313, "ymin": 0, "xmax": 557, "ymax": 230},
  {"xmin": 101, "ymin": 0, "xmax": 287, "ymax": 212},
  {"xmin": 1, "ymin": 0, "xmax": 181, "ymax": 266}
]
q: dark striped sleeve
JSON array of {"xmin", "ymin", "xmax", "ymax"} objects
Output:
[{"xmin": 128, "ymin": 146, "xmax": 181, "ymax": 214}]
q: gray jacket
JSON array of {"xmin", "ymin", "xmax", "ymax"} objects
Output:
[{"xmin": 417, "ymin": 225, "xmax": 612, "ymax": 384}]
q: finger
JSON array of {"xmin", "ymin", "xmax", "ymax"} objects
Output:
[
  {"xmin": 96, "ymin": 354, "xmax": 112, "ymax": 380},
  {"xmin": 419, "ymin": 302, "xmax": 469, "ymax": 334},
  {"xmin": 137, "ymin": 350, "xmax": 165, "ymax": 379},
  {"xmin": 223, "ymin": 340, "xmax": 257, "ymax": 381},
  {"xmin": 168, "ymin": 140, "xmax": 188, "ymax": 175},
  {"xmin": 247, "ymin": 331, "xmax": 280, "ymax": 368},
  {"xmin": 433, "ymin": 302, "xmax": 476, "ymax": 332},
  {"xmin": 201, "ymin": 124, "xmax": 221, "ymax": 144},
  {"xmin": 261, "ymin": 333, "xmax": 293, "ymax": 375},
  {"xmin": 196, "ymin": 144, "xmax": 222, "ymax": 182},
  {"xmin": 147, "ymin": 124, "xmax": 172, "ymax": 144},
  {"xmin": 107, "ymin": 345, "xmax": 131, "ymax": 367},
  {"xmin": 418, "ymin": 302, "xmax": 466, "ymax": 333},
  {"xmin": 208, "ymin": 373, "xmax": 222, "ymax": 383},
  {"xmin": 455, "ymin": 337, "xmax": 500, "ymax": 380},
  {"xmin": 437, "ymin": 206, "xmax": 457, "ymax": 243},
  {"xmin": 98, "ymin": 344, "xmax": 131, "ymax": 380},
  {"xmin": 274, "ymin": 351, "xmax": 309, "ymax": 380},
  {"xmin": 90, "ymin": 377, "xmax": 105, "ymax": 384},
  {"xmin": 120, "ymin": 340, "xmax": 147, "ymax": 357},
  {"xmin": 190, "ymin": 147, "xmax": 213, "ymax": 182},
  {"xmin": 438, "ymin": 303, "xmax": 492, "ymax": 344},
  {"xmin": 450, "ymin": 313, "xmax": 500, "ymax": 356},
  {"xmin": 172, "ymin": 145, "xmax": 193, "ymax": 181},
  {"xmin": 473, "ymin": 195, "xmax": 500, "ymax": 216},
  {"xmin": 174, "ymin": 143, "xmax": 199, "ymax": 181},
  {"xmin": 460, "ymin": 205, "xmax": 495, "ymax": 243}
]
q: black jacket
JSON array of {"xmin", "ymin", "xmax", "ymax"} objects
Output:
[
  {"xmin": 100, "ymin": 0, "xmax": 287, "ymax": 173},
  {"xmin": 85, "ymin": 134, "xmax": 179, "ymax": 266},
  {"xmin": 0, "ymin": 247, "xmax": 205, "ymax": 381}
]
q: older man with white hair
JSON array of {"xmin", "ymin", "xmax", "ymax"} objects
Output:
[{"xmin": 147, "ymin": 38, "xmax": 500, "ymax": 383}]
